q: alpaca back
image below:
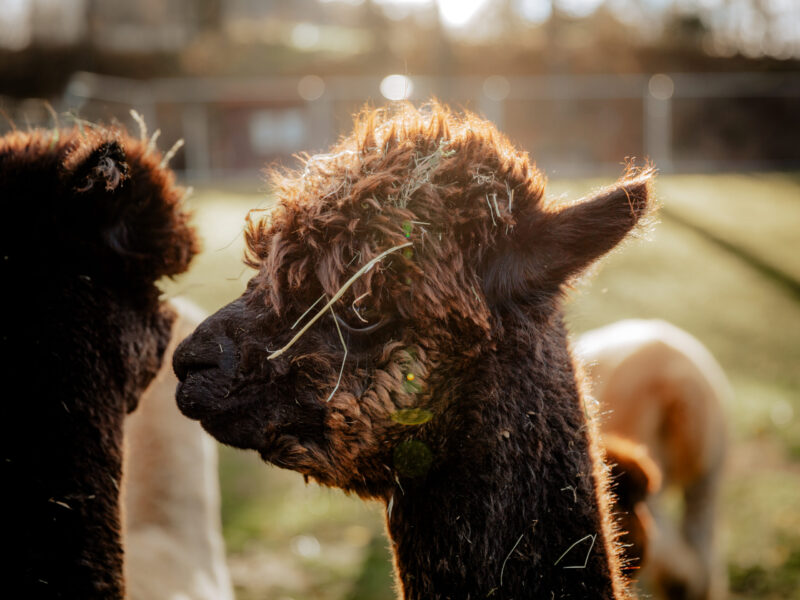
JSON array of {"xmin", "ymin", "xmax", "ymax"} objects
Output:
[
  {"xmin": 124, "ymin": 298, "xmax": 233, "ymax": 600},
  {"xmin": 577, "ymin": 319, "xmax": 729, "ymax": 483}
]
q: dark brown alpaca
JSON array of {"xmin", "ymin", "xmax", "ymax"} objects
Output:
[
  {"xmin": 174, "ymin": 104, "xmax": 654, "ymax": 599},
  {"xmin": 1, "ymin": 126, "xmax": 197, "ymax": 599}
]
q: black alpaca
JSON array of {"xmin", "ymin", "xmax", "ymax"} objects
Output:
[{"xmin": 1, "ymin": 127, "xmax": 196, "ymax": 599}]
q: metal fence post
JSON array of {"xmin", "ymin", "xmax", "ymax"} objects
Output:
[
  {"xmin": 644, "ymin": 73, "xmax": 674, "ymax": 172},
  {"xmin": 181, "ymin": 102, "xmax": 211, "ymax": 179}
]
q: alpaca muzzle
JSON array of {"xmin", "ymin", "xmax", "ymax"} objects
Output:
[
  {"xmin": 173, "ymin": 300, "xmax": 245, "ymax": 381},
  {"xmin": 173, "ymin": 306, "xmax": 242, "ymax": 419}
]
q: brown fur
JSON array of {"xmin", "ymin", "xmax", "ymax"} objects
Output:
[
  {"xmin": 578, "ymin": 319, "xmax": 729, "ymax": 599},
  {"xmin": 1, "ymin": 126, "xmax": 197, "ymax": 598},
  {"xmin": 174, "ymin": 103, "xmax": 655, "ymax": 599}
]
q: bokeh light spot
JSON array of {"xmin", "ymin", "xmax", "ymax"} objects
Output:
[
  {"xmin": 770, "ymin": 399, "xmax": 794, "ymax": 427},
  {"xmin": 483, "ymin": 75, "xmax": 511, "ymax": 101},
  {"xmin": 380, "ymin": 74, "xmax": 414, "ymax": 101},
  {"xmin": 391, "ymin": 408, "xmax": 433, "ymax": 426},
  {"xmin": 290, "ymin": 534, "xmax": 321, "ymax": 558},
  {"xmin": 298, "ymin": 75, "xmax": 325, "ymax": 101},
  {"xmin": 438, "ymin": 0, "xmax": 489, "ymax": 27},
  {"xmin": 648, "ymin": 73, "xmax": 675, "ymax": 100},
  {"xmin": 394, "ymin": 439, "xmax": 433, "ymax": 478},
  {"xmin": 291, "ymin": 23, "xmax": 320, "ymax": 50}
]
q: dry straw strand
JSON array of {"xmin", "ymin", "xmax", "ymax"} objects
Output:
[
  {"xmin": 500, "ymin": 531, "xmax": 526, "ymax": 587},
  {"xmin": 351, "ymin": 291, "xmax": 371, "ymax": 323},
  {"xmin": 129, "ymin": 109, "xmax": 147, "ymax": 142},
  {"xmin": 160, "ymin": 138, "xmax": 185, "ymax": 167},
  {"xmin": 554, "ymin": 533, "xmax": 597, "ymax": 569},
  {"xmin": 147, "ymin": 129, "xmax": 161, "ymax": 154},
  {"xmin": 291, "ymin": 293, "xmax": 326, "ymax": 330},
  {"xmin": 325, "ymin": 305, "xmax": 348, "ymax": 403},
  {"xmin": 267, "ymin": 241, "xmax": 412, "ymax": 360},
  {"xmin": 395, "ymin": 138, "xmax": 452, "ymax": 207},
  {"xmin": 485, "ymin": 194, "xmax": 497, "ymax": 226}
]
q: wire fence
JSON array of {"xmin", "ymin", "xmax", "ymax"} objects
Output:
[{"xmin": 2, "ymin": 70, "xmax": 799, "ymax": 180}]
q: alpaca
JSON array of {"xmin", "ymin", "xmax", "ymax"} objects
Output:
[
  {"xmin": 1, "ymin": 126, "xmax": 197, "ymax": 599},
  {"xmin": 174, "ymin": 104, "xmax": 655, "ymax": 599},
  {"xmin": 577, "ymin": 319, "xmax": 730, "ymax": 600},
  {"xmin": 124, "ymin": 297, "xmax": 234, "ymax": 600}
]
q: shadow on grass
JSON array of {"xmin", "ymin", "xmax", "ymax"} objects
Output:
[{"xmin": 662, "ymin": 208, "xmax": 800, "ymax": 303}]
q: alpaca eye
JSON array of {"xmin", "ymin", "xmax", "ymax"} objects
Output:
[
  {"xmin": 351, "ymin": 303, "xmax": 380, "ymax": 323},
  {"xmin": 330, "ymin": 291, "xmax": 390, "ymax": 334},
  {"xmin": 333, "ymin": 312, "xmax": 392, "ymax": 335}
]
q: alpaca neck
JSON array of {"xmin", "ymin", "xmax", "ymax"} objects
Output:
[
  {"xmin": 6, "ymin": 298, "xmax": 128, "ymax": 599},
  {"xmin": 385, "ymin": 317, "xmax": 625, "ymax": 600},
  {"xmin": 8, "ymin": 393, "xmax": 127, "ymax": 599}
]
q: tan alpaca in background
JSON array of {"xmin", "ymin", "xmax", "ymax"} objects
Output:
[
  {"xmin": 577, "ymin": 319, "xmax": 730, "ymax": 600},
  {"xmin": 124, "ymin": 298, "xmax": 234, "ymax": 600}
]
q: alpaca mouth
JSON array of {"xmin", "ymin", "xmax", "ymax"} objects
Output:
[
  {"xmin": 176, "ymin": 372, "xmax": 275, "ymax": 450},
  {"xmin": 175, "ymin": 368, "xmax": 236, "ymax": 420}
]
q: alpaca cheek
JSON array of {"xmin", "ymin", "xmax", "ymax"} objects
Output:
[{"xmin": 118, "ymin": 306, "xmax": 174, "ymax": 413}]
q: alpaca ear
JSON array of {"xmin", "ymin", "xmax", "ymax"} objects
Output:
[
  {"xmin": 68, "ymin": 140, "xmax": 129, "ymax": 194},
  {"xmin": 61, "ymin": 139, "xmax": 138, "ymax": 259},
  {"xmin": 605, "ymin": 437, "xmax": 662, "ymax": 505},
  {"xmin": 60, "ymin": 136, "xmax": 196, "ymax": 279},
  {"xmin": 483, "ymin": 171, "xmax": 654, "ymax": 304}
]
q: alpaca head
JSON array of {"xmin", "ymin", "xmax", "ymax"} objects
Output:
[
  {"xmin": 2, "ymin": 126, "xmax": 198, "ymax": 411},
  {"xmin": 175, "ymin": 103, "xmax": 654, "ymax": 498}
]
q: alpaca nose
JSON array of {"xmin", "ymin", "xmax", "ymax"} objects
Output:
[
  {"xmin": 173, "ymin": 303, "xmax": 242, "ymax": 381},
  {"xmin": 174, "ymin": 333, "xmax": 238, "ymax": 380}
]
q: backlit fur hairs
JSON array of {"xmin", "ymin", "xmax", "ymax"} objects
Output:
[
  {"xmin": 175, "ymin": 102, "xmax": 656, "ymax": 599},
  {"xmin": 2, "ymin": 125, "xmax": 197, "ymax": 599},
  {"xmin": 603, "ymin": 433, "xmax": 663, "ymax": 572}
]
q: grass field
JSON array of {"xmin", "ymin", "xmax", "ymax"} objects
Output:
[{"xmin": 160, "ymin": 172, "xmax": 800, "ymax": 600}]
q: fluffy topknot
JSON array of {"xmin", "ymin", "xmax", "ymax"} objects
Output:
[
  {"xmin": 244, "ymin": 103, "xmax": 547, "ymax": 326},
  {"xmin": 0, "ymin": 125, "xmax": 198, "ymax": 284}
]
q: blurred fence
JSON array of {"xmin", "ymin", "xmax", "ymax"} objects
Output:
[{"xmin": 2, "ymin": 70, "xmax": 799, "ymax": 180}]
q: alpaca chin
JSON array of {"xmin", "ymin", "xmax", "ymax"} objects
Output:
[
  {"xmin": 184, "ymin": 392, "xmax": 268, "ymax": 451},
  {"xmin": 178, "ymin": 375, "xmax": 327, "ymax": 461}
]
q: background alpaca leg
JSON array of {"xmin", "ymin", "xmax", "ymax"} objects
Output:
[
  {"xmin": 647, "ymin": 497, "xmax": 707, "ymax": 600},
  {"xmin": 682, "ymin": 465, "xmax": 727, "ymax": 600}
]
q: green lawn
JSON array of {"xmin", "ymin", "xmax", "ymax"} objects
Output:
[{"xmin": 160, "ymin": 173, "xmax": 800, "ymax": 600}]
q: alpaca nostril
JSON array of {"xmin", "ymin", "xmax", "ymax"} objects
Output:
[
  {"xmin": 173, "ymin": 339, "xmax": 195, "ymax": 381},
  {"xmin": 173, "ymin": 297, "xmax": 248, "ymax": 382},
  {"xmin": 173, "ymin": 335, "xmax": 239, "ymax": 381}
]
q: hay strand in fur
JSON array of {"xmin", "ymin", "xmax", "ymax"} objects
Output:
[
  {"xmin": 325, "ymin": 305, "xmax": 348, "ymax": 403},
  {"xmin": 267, "ymin": 241, "xmax": 412, "ymax": 360},
  {"xmin": 129, "ymin": 109, "xmax": 147, "ymax": 142},
  {"xmin": 160, "ymin": 138, "xmax": 184, "ymax": 167}
]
